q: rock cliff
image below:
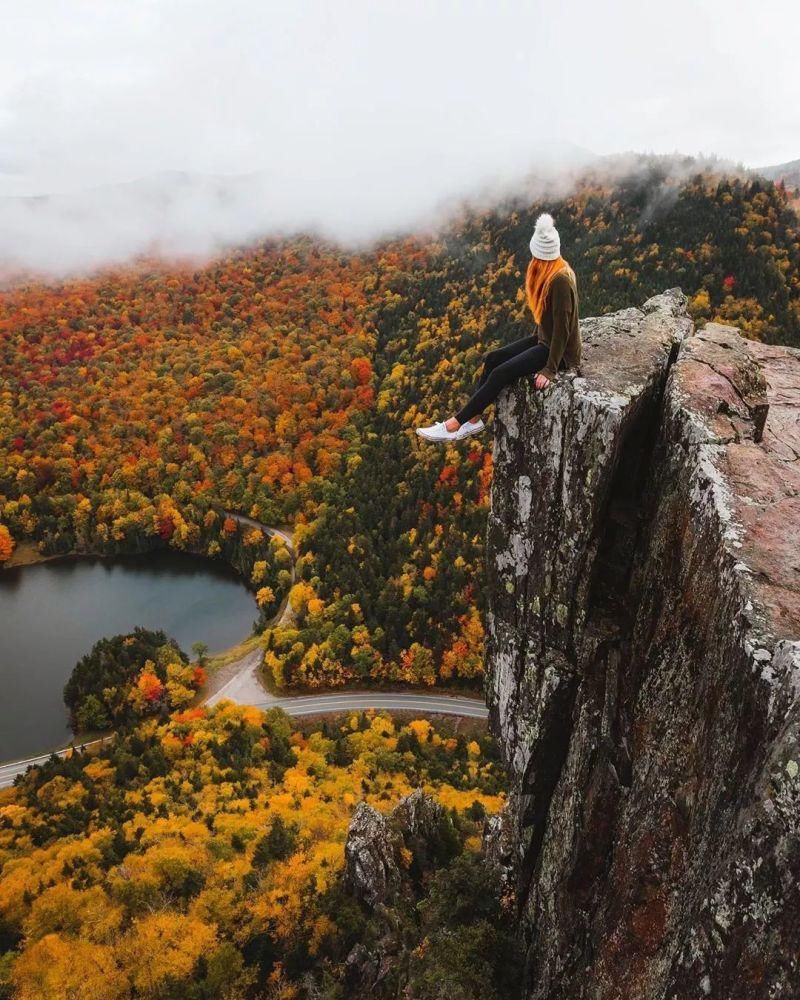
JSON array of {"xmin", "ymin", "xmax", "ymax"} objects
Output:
[
  {"xmin": 344, "ymin": 800, "xmax": 403, "ymax": 908},
  {"xmin": 342, "ymin": 789, "xmax": 456, "ymax": 993},
  {"xmin": 343, "ymin": 788, "xmax": 447, "ymax": 908},
  {"xmin": 486, "ymin": 289, "xmax": 800, "ymax": 999}
]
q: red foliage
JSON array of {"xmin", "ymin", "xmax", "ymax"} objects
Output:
[
  {"xmin": 137, "ymin": 672, "xmax": 165, "ymax": 703},
  {"xmin": 173, "ymin": 706, "xmax": 206, "ymax": 725},
  {"xmin": 156, "ymin": 515, "xmax": 175, "ymax": 540},
  {"xmin": 354, "ymin": 384, "xmax": 374, "ymax": 409},
  {"xmin": 350, "ymin": 356, "xmax": 373, "ymax": 385}
]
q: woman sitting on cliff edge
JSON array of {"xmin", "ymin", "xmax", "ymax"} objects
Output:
[{"xmin": 417, "ymin": 213, "xmax": 581, "ymax": 442}]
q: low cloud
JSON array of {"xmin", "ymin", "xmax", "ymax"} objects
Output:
[
  {"xmin": 0, "ymin": 153, "xmax": 592, "ymax": 278},
  {"xmin": 0, "ymin": 0, "xmax": 797, "ymax": 277}
]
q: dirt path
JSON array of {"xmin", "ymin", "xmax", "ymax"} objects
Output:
[{"xmin": 201, "ymin": 512, "xmax": 296, "ymax": 704}]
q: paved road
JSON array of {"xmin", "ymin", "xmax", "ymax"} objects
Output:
[
  {"xmin": 0, "ymin": 514, "xmax": 486, "ymax": 789},
  {"xmin": 205, "ymin": 648, "xmax": 266, "ymax": 707},
  {"xmin": 252, "ymin": 692, "xmax": 488, "ymax": 718},
  {"xmin": 206, "ymin": 652, "xmax": 487, "ymax": 718},
  {"xmin": 0, "ymin": 740, "xmax": 107, "ymax": 789},
  {"xmin": 0, "ymin": 687, "xmax": 487, "ymax": 788},
  {"xmin": 226, "ymin": 512, "xmax": 294, "ymax": 554}
]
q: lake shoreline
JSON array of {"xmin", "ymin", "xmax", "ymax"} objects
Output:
[
  {"xmin": 4, "ymin": 540, "xmax": 106, "ymax": 570},
  {"xmin": 0, "ymin": 547, "xmax": 260, "ymax": 762}
]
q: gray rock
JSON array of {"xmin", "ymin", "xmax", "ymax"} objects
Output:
[
  {"xmin": 486, "ymin": 290, "xmax": 800, "ymax": 999},
  {"xmin": 482, "ymin": 802, "xmax": 516, "ymax": 892},
  {"xmin": 392, "ymin": 786, "xmax": 445, "ymax": 839},
  {"xmin": 343, "ymin": 801, "xmax": 401, "ymax": 908},
  {"xmin": 343, "ymin": 789, "xmax": 445, "ymax": 909}
]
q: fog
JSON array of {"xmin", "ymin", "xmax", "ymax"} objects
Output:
[{"xmin": 1, "ymin": 0, "xmax": 798, "ymax": 276}]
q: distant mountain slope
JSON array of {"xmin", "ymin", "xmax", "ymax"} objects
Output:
[{"xmin": 756, "ymin": 158, "xmax": 800, "ymax": 189}]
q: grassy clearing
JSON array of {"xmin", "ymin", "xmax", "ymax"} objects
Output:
[
  {"xmin": 4, "ymin": 541, "xmax": 49, "ymax": 568},
  {"xmin": 205, "ymin": 632, "xmax": 265, "ymax": 672}
]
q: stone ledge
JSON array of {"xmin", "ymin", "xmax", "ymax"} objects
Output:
[{"xmin": 486, "ymin": 288, "xmax": 800, "ymax": 999}]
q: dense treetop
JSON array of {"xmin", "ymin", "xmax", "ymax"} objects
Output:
[
  {"xmin": 0, "ymin": 705, "xmax": 505, "ymax": 998},
  {"xmin": 63, "ymin": 628, "xmax": 205, "ymax": 733},
  {"xmin": 2, "ymin": 157, "xmax": 798, "ymax": 691}
]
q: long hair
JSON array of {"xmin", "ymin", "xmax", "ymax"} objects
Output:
[{"xmin": 525, "ymin": 256, "xmax": 573, "ymax": 324}]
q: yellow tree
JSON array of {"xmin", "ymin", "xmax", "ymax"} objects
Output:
[
  {"xmin": 121, "ymin": 912, "xmax": 217, "ymax": 995},
  {"xmin": 12, "ymin": 934, "xmax": 126, "ymax": 1000},
  {"xmin": 0, "ymin": 524, "xmax": 14, "ymax": 563}
]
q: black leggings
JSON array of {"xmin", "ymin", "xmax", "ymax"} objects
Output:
[{"xmin": 455, "ymin": 335, "xmax": 550, "ymax": 424}]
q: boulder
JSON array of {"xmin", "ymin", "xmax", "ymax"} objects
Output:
[
  {"xmin": 343, "ymin": 789, "xmax": 446, "ymax": 909},
  {"xmin": 392, "ymin": 786, "xmax": 445, "ymax": 840}
]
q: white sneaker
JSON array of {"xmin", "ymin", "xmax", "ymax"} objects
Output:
[
  {"xmin": 416, "ymin": 421, "xmax": 461, "ymax": 442},
  {"xmin": 456, "ymin": 418, "xmax": 485, "ymax": 440}
]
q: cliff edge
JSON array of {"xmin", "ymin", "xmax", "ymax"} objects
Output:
[{"xmin": 486, "ymin": 289, "xmax": 800, "ymax": 999}]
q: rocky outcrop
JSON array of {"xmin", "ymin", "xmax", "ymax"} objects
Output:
[
  {"xmin": 343, "ymin": 789, "xmax": 446, "ymax": 908},
  {"xmin": 482, "ymin": 802, "xmax": 516, "ymax": 893},
  {"xmin": 391, "ymin": 786, "xmax": 445, "ymax": 843},
  {"xmin": 342, "ymin": 790, "xmax": 452, "ymax": 993},
  {"xmin": 344, "ymin": 801, "xmax": 402, "ymax": 907},
  {"xmin": 486, "ymin": 290, "xmax": 800, "ymax": 999}
]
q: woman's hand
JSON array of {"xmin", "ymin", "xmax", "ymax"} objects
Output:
[{"xmin": 533, "ymin": 373, "xmax": 551, "ymax": 390}]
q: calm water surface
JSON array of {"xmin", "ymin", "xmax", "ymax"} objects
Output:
[{"xmin": 0, "ymin": 552, "xmax": 256, "ymax": 761}]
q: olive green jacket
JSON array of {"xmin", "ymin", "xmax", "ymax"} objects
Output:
[{"xmin": 536, "ymin": 270, "xmax": 581, "ymax": 381}]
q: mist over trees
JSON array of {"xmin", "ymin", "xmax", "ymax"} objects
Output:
[
  {"xmin": 2, "ymin": 160, "xmax": 798, "ymax": 693},
  {"xmin": 1, "ymin": 157, "xmax": 798, "ymax": 997}
]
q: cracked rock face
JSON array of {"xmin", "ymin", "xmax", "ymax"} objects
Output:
[
  {"xmin": 344, "ymin": 801, "xmax": 402, "ymax": 908},
  {"xmin": 486, "ymin": 290, "xmax": 800, "ymax": 999},
  {"xmin": 342, "ymin": 790, "xmax": 451, "ymax": 992},
  {"xmin": 482, "ymin": 802, "xmax": 516, "ymax": 893},
  {"xmin": 343, "ymin": 789, "xmax": 445, "ymax": 909}
]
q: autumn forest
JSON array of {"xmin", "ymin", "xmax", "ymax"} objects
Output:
[
  {"xmin": 3, "ymin": 160, "xmax": 798, "ymax": 692},
  {"xmin": 1, "ymin": 156, "xmax": 799, "ymax": 997}
]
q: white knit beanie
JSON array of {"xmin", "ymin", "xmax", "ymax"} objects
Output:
[{"xmin": 529, "ymin": 212, "xmax": 561, "ymax": 260}]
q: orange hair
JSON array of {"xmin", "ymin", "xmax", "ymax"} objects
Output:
[{"xmin": 525, "ymin": 256, "xmax": 573, "ymax": 325}]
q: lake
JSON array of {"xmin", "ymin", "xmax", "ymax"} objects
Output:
[{"xmin": 0, "ymin": 551, "xmax": 257, "ymax": 762}]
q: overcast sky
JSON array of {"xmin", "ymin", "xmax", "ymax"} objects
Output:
[{"xmin": 1, "ymin": 0, "xmax": 798, "ymax": 273}]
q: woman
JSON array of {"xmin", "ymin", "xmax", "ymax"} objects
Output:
[{"xmin": 417, "ymin": 213, "xmax": 581, "ymax": 442}]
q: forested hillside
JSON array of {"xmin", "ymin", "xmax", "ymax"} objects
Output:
[
  {"xmin": 2, "ymin": 157, "xmax": 799, "ymax": 692},
  {"xmin": 1, "ymin": 156, "xmax": 799, "ymax": 997},
  {"xmin": 0, "ymin": 705, "xmax": 506, "ymax": 998}
]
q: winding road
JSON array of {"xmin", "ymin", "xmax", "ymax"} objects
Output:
[
  {"xmin": 205, "ymin": 648, "xmax": 487, "ymax": 717},
  {"xmin": 0, "ymin": 514, "xmax": 487, "ymax": 789},
  {"xmin": 0, "ymin": 672, "xmax": 488, "ymax": 788},
  {"xmin": 0, "ymin": 686, "xmax": 487, "ymax": 789}
]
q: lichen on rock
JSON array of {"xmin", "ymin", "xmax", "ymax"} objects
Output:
[
  {"xmin": 343, "ymin": 801, "xmax": 402, "ymax": 908},
  {"xmin": 343, "ymin": 788, "xmax": 447, "ymax": 909},
  {"xmin": 486, "ymin": 289, "xmax": 800, "ymax": 999}
]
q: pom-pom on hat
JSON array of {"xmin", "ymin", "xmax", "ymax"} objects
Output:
[{"xmin": 529, "ymin": 212, "xmax": 561, "ymax": 260}]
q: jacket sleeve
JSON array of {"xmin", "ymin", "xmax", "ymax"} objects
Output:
[{"xmin": 541, "ymin": 277, "xmax": 573, "ymax": 381}]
